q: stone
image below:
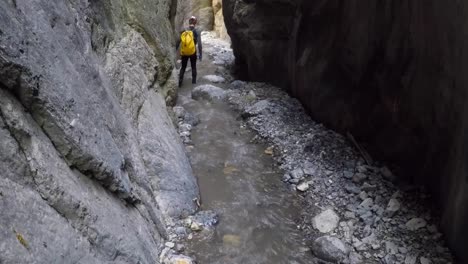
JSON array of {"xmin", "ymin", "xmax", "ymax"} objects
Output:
[
  {"xmin": 230, "ymin": 80, "xmax": 246, "ymax": 89},
  {"xmin": 179, "ymin": 124, "xmax": 192, "ymax": 133},
  {"xmin": 361, "ymin": 182, "xmax": 377, "ymax": 192},
  {"xmin": 246, "ymin": 90, "xmax": 257, "ymax": 101},
  {"xmin": 345, "ymin": 184, "xmax": 361, "ymax": 194},
  {"xmin": 303, "ymin": 162, "xmax": 318, "ymax": 175},
  {"xmin": 192, "ymin": 84, "xmax": 227, "ymax": 101},
  {"xmin": 297, "ymin": 182, "xmax": 310, "ymax": 192},
  {"xmin": 190, "ymin": 222, "xmax": 202, "ymax": 231},
  {"xmin": 348, "ymin": 252, "xmax": 364, "ymax": 264},
  {"xmin": 405, "ymin": 218, "xmax": 427, "ymax": 231},
  {"xmin": 183, "ymin": 112, "xmax": 200, "ymax": 127},
  {"xmin": 191, "ymin": 210, "xmax": 219, "ymax": 228},
  {"xmin": 243, "ymin": 100, "xmax": 272, "ymax": 117},
  {"xmin": 202, "ymin": 75, "xmax": 226, "ymax": 83},
  {"xmin": 385, "ymin": 241, "xmax": 399, "ymax": 254},
  {"xmin": 385, "ymin": 198, "xmax": 401, "ymax": 217},
  {"xmin": 359, "ymin": 191, "xmax": 369, "ymax": 200},
  {"xmin": 384, "ymin": 254, "xmax": 398, "ymax": 264},
  {"xmin": 312, "ymin": 209, "xmax": 340, "ymax": 233},
  {"xmin": 352, "ymin": 173, "xmax": 368, "ymax": 183},
  {"xmin": 311, "ymin": 236, "xmax": 350, "ymax": 262},
  {"xmin": 420, "ymin": 257, "xmax": 432, "ymax": 264},
  {"xmin": 343, "ymin": 171, "xmax": 354, "ymax": 179},
  {"xmin": 360, "ymin": 198, "xmax": 374, "ymax": 209},
  {"xmin": 381, "ymin": 166, "xmax": 396, "ymax": 181},
  {"xmin": 404, "ymin": 255, "xmax": 418, "ymax": 264},
  {"xmin": 175, "ymin": 243, "xmax": 186, "ymax": 253},
  {"xmin": 290, "ymin": 168, "xmax": 304, "ymax": 179},
  {"xmin": 173, "ymin": 106, "xmax": 186, "ymax": 119},
  {"xmin": 165, "ymin": 242, "xmax": 175, "ymax": 248}
]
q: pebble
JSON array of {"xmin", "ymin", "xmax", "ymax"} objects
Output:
[
  {"xmin": 420, "ymin": 257, "xmax": 432, "ymax": 264},
  {"xmin": 348, "ymin": 252, "xmax": 364, "ymax": 264},
  {"xmin": 165, "ymin": 242, "xmax": 175, "ymax": 249},
  {"xmin": 311, "ymin": 236, "xmax": 350, "ymax": 263},
  {"xmin": 385, "ymin": 198, "xmax": 401, "ymax": 217},
  {"xmin": 404, "ymin": 254, "xmax": 418, "ymax": 264},
  {"xmin": 385, "ymin": 241, "xmax": 398, "ymax": 254},
  {"xmin": 352, "ymin": 173, "xmax": 367, "ymax": 183},
  {"xmin": 312, "ymin": 209, "xmax": 340, "ymax": 233},
  {"xmin": 360, "ymin": 198, "xmax": 374, "ymax": 209},
  {"xmin": 173, "ymin": 106, "xmax": 186, "ymax": 118},
  {"xmin": 406, "ymin": 218, "xmax": 427, "ymax": 231},
  {"xmin": 345, "ymin": 183, "xmax": 361, "ymax": 194},
  {"xmin": 190, "ymin": 222, "xmax": 202, "ymax": 231},
  {"xmin": 381, "ymin": 166, "xmax": 395, "ymax": 181},
  {"xmin": 296, "ymin": 182, "xmax": 310, "ymax": 192}
]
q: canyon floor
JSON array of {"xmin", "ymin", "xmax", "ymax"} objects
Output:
[{"xmin": 161, "ymin": 32, "xmax": 455, "ymax": 264}]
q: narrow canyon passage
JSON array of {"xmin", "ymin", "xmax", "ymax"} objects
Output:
[
  {"xmin": 175, "ymin": 33, "xmax": 316, "ymax": 263},
  {"xmin": 168, "ymin": 33, "xmax": 454, "ymax": 264}
]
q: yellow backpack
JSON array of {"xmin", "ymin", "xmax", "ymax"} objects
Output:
[{"xmin": 180, "ymin": 30, "xmax": 196, "ymax": 56}]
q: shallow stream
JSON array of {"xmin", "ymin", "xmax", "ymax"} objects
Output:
[{"xmin": 176, "ymin": 44, "xmax": 317, "ymax": 263}]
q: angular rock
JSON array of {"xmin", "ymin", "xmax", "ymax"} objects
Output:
[
  {"xmin": 352, "ymin": 173, "xmax": 368, "ymax": 183},
  {"xmin": 385, "ymin": 241, "xmax": 399, "ymax": 254},
  {"xmin": 406, "ymin": 218, "xmax": 427, "ymax": 231},
  {"xmin": 297, "ymin": 182, "xmax": 310, "ymax": 192},
  {"xmin": 420, "ymin": 257, "xmax": 432, "ymax": 264},
  {"xmin": 404, "ymin": 254, "xmax": 418, "ymax": 264},
  {"xmin": 311, "ymin": 236, "xmax": 350, "ymax": 262},
  {"xmin": 313, "ymin": 209, "xmax": 340, "ymax": 233},
  {"xmin": 173, "ymin": 106, "xmax": 186, "ymax": 119},
  {"xmin": 244, "ymin": 100, "xmax": 272, "ymax": 117},
  {"xmin": 385, "ymin": 198, "xmax": 401, "ymax": 217},
  {"xmin": 348, "ymin": 252, "xmax": 364, "ymax": 264},
  {"xmin": 345, "ymin": 183, "xmax": 361, "ymax": 194}
]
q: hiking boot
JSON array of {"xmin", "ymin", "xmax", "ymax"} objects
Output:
[{"xmin": 178, "ymin": 79, "xmax": 183, "ymax": 87}]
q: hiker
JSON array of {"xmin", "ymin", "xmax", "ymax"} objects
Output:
[{"xmin": 176, "ymin": 16, "xmax": 203, "ymax": 87}]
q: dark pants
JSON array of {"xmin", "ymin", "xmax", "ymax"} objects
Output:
[{"xmin": 180, "ymin": 54, "xmax": 197, "ymax": 84}]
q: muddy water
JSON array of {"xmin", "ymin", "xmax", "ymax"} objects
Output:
[{"xmin": 176, "ymin": 48, "xmax": 317, "ymax": 264}]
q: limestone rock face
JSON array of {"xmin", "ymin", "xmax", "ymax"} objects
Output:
[
  {"xmin": 223, "ymin": 0, "xmax": 468, "ymax": 261},
  {"xmin": 0, "ymin": 0, "xmax": 198, "ymax": 263},
  {"xmin": 175, "ymin": 0, "xmax": 214, "ymax": 32}
]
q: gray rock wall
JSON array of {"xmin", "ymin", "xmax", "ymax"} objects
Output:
[
  {"xmin": 0, "ymin": 0, "xmax": 199, "ymax": 263},
  {"xmin": 223, "ymin": 0, "xmax": 468, "ymax": 262}
]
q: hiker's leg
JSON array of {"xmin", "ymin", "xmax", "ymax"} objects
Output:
[
  {"xmin": 179, "ymin": 56, "xmax": 189, "ymax": 86},
  {"xmin": 190, "ymin": 54, "xmax": 197, "ymax": 84}
]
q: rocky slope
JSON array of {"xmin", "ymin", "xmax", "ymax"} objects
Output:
[
  {"xmin": 0, "ymin": 0, "xmax": 199, "ymax": 263},
  {"xmin": 223, "ymin": 0, "xmax": 468, "ymax": 262}
]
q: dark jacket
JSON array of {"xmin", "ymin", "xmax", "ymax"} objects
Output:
[{"xmin": 176, "ymin": 27, "xmax": 202, "ymax": 57}]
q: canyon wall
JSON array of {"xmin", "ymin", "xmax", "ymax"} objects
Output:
[
  {"xmin": 0, "ymin": 0, "xmax": 199, "ymax": 263},
  {"xmin": 223, "ymin": 0, "xmax": 468, "ymax": 261}
]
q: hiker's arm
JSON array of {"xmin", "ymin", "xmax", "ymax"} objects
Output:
[
  {"xmin": 176, "ymin": 38, "xmax": 180, "ymax": 51},
  {"xmin": 197, "ymin": 31, "xmax": 203, "ymax": 60}
]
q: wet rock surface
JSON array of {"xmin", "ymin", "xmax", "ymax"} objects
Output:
[{"xmin": 0, "ymin": 0, "xmax": 199, "ymax": 263}]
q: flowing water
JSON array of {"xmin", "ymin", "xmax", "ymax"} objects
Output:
[{"xmin": 176, "ymin": 37, "xmax": 317, "ymax": 264}]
